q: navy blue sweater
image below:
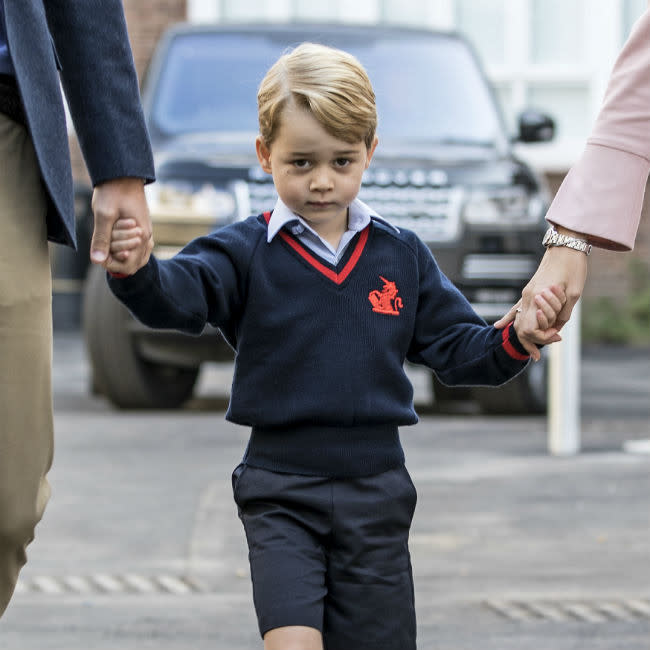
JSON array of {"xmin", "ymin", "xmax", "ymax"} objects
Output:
[{"xmin": 109, "ymin": 214, "xmax": 530, "ymax": 477}]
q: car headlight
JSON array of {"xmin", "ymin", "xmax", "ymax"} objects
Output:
[
  {"xmin": 463, "ymin": 187, "xmax": 543, "ymax": 226},
  {"xmin": 145, "ymin": 181, "xmax": 236, "ymax": 224}
]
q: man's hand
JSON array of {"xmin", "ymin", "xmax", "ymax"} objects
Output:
[
  {"xmin": 90, "ymin": 177, "xmax": 153, "ymax": 275},
  {"xmin": 495, "ymin": 241, "xmax": 588, "ymax": 358}
]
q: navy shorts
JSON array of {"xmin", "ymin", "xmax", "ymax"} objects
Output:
[{"xmin": 231, "ymin": 463, "xmax": 418, "ymax": 650}]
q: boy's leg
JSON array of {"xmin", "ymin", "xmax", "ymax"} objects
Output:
[
  {"xmin": 324, "ymin": 465, "xmax": 418, "ymax": 650},
  {"xmin": 263, "ymin": 625, "xmax": 322, "ymax": 650},
  {"xmin": 0, "ymin": 115, "xmax": 53, "ymax": 617},
  {"xmin": 232, "ymin": 465, "xmax": 331, "ymax": 644}
]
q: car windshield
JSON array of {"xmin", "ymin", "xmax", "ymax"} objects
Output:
[{"xmin": 150, "ymin": 31, "xmax": 502, "ymax": 146}]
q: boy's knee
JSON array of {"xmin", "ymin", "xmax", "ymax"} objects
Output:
[{"xmin": 264, "ymin": 626, "xmax": 323, "ymax": 650}]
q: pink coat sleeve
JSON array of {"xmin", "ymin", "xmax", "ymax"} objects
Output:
[{"xmin": 546, "ymin": 8, "xmax": 650, "ymax": 251}]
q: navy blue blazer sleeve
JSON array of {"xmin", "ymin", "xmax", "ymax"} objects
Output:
[{"xmin": 44, "ymin": 0, "xmax": 154, "ymax": 186}]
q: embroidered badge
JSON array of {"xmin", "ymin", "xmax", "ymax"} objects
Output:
[{"xmin": 368, "ymin": 276, "xmax": 403, "ymax": 315}]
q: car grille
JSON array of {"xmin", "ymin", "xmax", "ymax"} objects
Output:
[
  {"xmin": 462, "ymin": 254, "xmax": 538, "ymax": 281},
  {"xmin": 246, "ymin": 180, "xmax": 464, "ymax": 243}
]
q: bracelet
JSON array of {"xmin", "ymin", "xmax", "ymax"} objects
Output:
[{"xmin": 542, "ymin": 226, "xmax": 591, "ymax": 255}]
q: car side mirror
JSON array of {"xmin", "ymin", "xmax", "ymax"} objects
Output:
[{"xmin": 516, "ymin": 110, "xmax": 555, "ymax": 143}]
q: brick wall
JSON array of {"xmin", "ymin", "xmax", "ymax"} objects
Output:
[
  {"xmin": 70, "ymin": 0, "xmax": 187, "ymax": 184},
  {"xmin": 123, "ymin": 0, "xmax": 187, "ymax": 82},
  {"xmin": 544, "ymin": 172, "xmax": 650, "ymax": 304}
]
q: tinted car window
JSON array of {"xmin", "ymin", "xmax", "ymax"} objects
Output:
[{"xmin": 151, "ymin": 32, "xmax": 502, "ymax": 145}]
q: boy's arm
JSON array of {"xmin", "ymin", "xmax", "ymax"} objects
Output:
[
  {"xmin": 107, "ymin": 223, "xmax": 256, "ymax": 335},
  {"xmin": 407, "ymin": 238, "xmax": 535, "ymax": 387}
]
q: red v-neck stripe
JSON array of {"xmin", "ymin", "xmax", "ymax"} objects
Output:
[
  {"xmin": 263, "ymin": 212, "xmax": 370, "ymax": 285},
  {"xmin": 278, "ymin": 228, "xmax": 369, "ymax": 285}
]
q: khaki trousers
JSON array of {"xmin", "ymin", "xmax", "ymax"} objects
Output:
[{"xmin": 0, "ymin": 113, "xmax": 53, "ymax": 617}]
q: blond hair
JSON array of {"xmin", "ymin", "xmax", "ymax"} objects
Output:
[{"xmin": 257, "ymin": 42, "xmax": 377, "ymax": 150}]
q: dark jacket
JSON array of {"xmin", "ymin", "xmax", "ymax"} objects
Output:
[{"xmin": 3, "ymin": 0, "xmax": 155, "ymax": 247}]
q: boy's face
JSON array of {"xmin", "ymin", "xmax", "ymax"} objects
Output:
[{"xmin": 256, "ymin": 103, "xmax": 377, "ymax": 243}]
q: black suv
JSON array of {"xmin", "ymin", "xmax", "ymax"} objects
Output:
[{"xmin": 82, "ymin": 23, "xmax": 554, "ymax": 412}]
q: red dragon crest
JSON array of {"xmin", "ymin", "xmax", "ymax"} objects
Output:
[{"xmin": 368, "ymin": 276, "xmax": 403, "ymax": 315}]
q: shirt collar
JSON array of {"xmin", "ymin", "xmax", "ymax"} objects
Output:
[{"xmin": 266, "ymin": 197, "xmax": 399, "ymax": 243}]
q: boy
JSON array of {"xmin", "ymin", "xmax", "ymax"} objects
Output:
[{"xmin": 107, "ymin": 43, "xmax": 565, "ymax": 650}]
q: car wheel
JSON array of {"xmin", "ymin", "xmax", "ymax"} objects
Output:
[
  {"xmin": 472, "ymin": 349, "xmax": 548, "ymax": 415},
  {"xmin": 82, "ymin": 264, "xmax": 199, "ymax": 409}
]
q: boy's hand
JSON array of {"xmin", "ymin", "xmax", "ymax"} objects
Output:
[
  {"xmin": 511, "ymin": 284, "xmax": 566, "ymax": 361},
  {"xmin": 533, "ymin": 285, "xmax": 567, "ymax": 332},
  {"xmin": 106, "ymin": 217, "xmax": 152, "ymax": 276}
]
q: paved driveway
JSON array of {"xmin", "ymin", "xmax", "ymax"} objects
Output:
[{"xmin": 0, "ymin": 335, "xmax": 647, "ymax": 649}]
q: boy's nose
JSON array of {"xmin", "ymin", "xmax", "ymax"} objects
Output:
[{"xmin": 310, "ymin": 169, "xmax": 333, "ymax": 192}]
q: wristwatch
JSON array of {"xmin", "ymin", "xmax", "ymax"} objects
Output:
[{"xmin": 542, "ymin": 226, "xmax": 592, "ymax": 255}]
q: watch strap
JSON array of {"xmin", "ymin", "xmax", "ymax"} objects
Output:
[{"xmin": 543, "ymin": 226, "xmax": 592, "ymax": 255}]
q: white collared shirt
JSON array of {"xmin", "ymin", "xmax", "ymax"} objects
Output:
[{"xmin": 266, "ymin": 198, "xmax": 399, "ymax": 265}]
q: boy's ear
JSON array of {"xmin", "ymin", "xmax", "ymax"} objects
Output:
[
  {"xmin": 256, "ymin": 136, "xmax": 273, "ymax": 173},
  {"xmin": 365, "ymin": 135, "xmax": 379, "ymax": 169}
]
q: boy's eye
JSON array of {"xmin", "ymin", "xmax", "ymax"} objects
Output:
[
  {"xmin": 334, "ymin": 158, "xmax": 351, "ymax": 167},
  {"xmin": 292, "ymin": 159, "xmax": 310, "ymax": 168}
]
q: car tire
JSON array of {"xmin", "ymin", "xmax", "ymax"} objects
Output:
[
  {"xmin": 472, "ymin": 349, "xmax": 548, "ymax": 415},
  {"xmin": 82, "ymin": 264, "xmax": 199, "ymax": 409}
]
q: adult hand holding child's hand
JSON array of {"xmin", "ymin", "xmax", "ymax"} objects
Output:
[
  {"xmin": 505, "ymin": 283, "xmax": 567, "ymax": 361},
  {"xmin": 91, "ymin": 177, "xmax": 154, "ymax": 276}
]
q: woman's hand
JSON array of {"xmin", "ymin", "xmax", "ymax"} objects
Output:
[{"xmin": 495, "ymin": 242, "xmax": 588, "ymax": 359}]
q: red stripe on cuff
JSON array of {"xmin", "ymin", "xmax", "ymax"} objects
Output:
[{"xmin": 502, "ymin": 323, "xmax": 530, "ymax": 361}]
